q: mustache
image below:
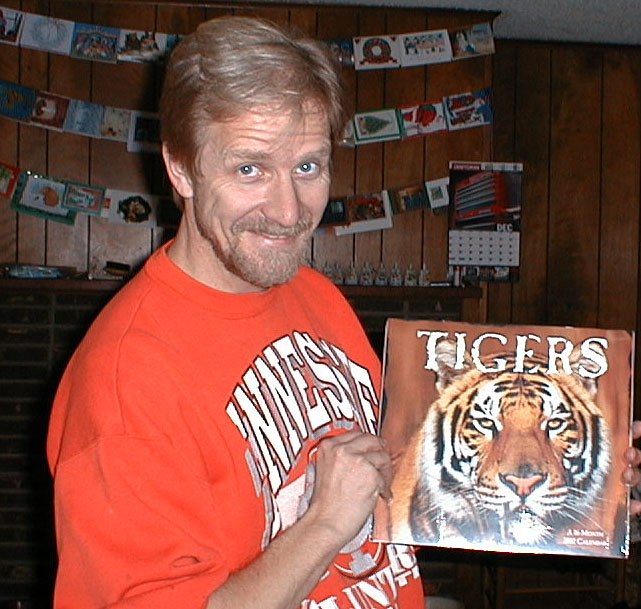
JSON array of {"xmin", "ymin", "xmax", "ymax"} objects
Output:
[{"xmin": 232, "ymin": 213, "xmax": 314, "ymax": 237}]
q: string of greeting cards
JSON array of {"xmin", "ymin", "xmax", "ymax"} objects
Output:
[
  {"xmin": 0, "ymin": 155, "xmax": 445, "ymax": 234},
  {"xmin": 0, "ymin": 75, "xmax": 492, "ymax": 152},
  {"xmin": 0, "ymin": 5, "xmax": 494, "ymax": 69}
]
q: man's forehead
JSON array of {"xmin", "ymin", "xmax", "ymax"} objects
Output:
[{"xmin": 205, "ymin": 107, "xmax": 331, "ymax": 157}]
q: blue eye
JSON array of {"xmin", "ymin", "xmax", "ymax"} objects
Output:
[
  {"xmin": 238, "ymin": 164, "xmax": 259, "ymax": 177},
  {"xmin": 296, "ymin": 161, "xmax": 319, "ymax": 175}
]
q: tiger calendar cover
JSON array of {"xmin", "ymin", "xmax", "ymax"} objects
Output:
[{"xmin": 372, "ymin": 319, "xmax": 634, "ymax": 558}]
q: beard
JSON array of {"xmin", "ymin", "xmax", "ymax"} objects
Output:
[{"xmin": 194, "ymin": 206, "xmax": 314, "ymax": 289}]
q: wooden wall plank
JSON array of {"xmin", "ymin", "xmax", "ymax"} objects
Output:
[
  {"xmin": 17, "ymin": 0, "xmax": 49, "ymax": 264},
  {"xmin": 352, "ymin": 10, "xmax": 385, "ymax": 271},
  {"xmin": 312, "ymin": 7, "xmax": 357, "ymax": 271},
  {"xmin": 3, "ymin": 3, "xmax": 500, "ymax": 285},
  {"xmin": 599, "ymin": 47, "xmax": 640, "ymax": 331},
  {"xmin": 0, "ymin": 0, "xmax": 21, "ymax": 262},
  {"xmin": 156, "ymin": 3, "xmax": 206, "ymax": 36},
  {"xmin": 290, "ymin": 5, "xmax": 319, "ymax": 266},
  {"xmin": 88, "ymin": 2, "xmax": 157, "ymax": 278},
  {"xmin": 510, "ymin": 43, "xmax": 551, "ymax": 325},
  {"xmin": 423, "ymin": 11, "xmax": 493, "ymax": 282},
  {"xmin": 153, "ymin": 4, "xmax": 207, "ymax": 252},
  {"xmin": 234, "ymin": 4, "xmax": 288, "ymax": 25},
  {"xmin": 46, "ymin": 0, "xmax": 92, "ymax": 271},
  {"xmin": 381, "ymin": 9, "xmax": 426, "ymax": 273},
  {"xmin": 548, "ymin": 46, "xmax": 602, "ymax": 327},
  {"xmin": 288, "ymin": 5, "xmax": 316, "ymax": 33},
  {"xmin": 486, "ymin": 39, "xmax": 517, "ymax": 323}
]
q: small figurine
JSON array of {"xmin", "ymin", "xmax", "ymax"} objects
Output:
[
  {"xmin": 332, "ymin": 262, "xmax": 344, "ymax": 285},
  {"xmin": 389, "ymin": 263, "xmax": 403, "ymax": 287},
  {"xmin": 375, "ymin": 262, "xmax": 388, "ymax": 286},
  {"xmin": 322, "ymin": 260, "xmax": 334, "ymax": 282},
  {"xmin": 404, "ymin": 263, "xmax": 418, "ymax": 287},
  {"xmin": 359, "ymin": 261, "xmax": 374, "ymax": 286},
  {"xmin": 418, "ymin": 263, "xmax": 430, "ymax": 287},
  {"xmin": 344, "ymin": 262, "xmax": 359, "ymax": 285}
]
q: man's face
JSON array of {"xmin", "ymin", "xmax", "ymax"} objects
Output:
[{"xmin": 179, "ymin": 106, "xmax": 332, "ymax": 293}]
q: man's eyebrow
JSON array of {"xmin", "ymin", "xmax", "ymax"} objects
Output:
[
  {"xmin": 223, "ymin": 145, "xmax": 332, "ymax": 163},
  {"xmin": 222, "ymin": 148, "xmax": 271, "ymax": 163}
]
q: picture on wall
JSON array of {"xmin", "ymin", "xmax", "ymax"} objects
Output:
[
  {"xmin": 399, "ymin": 100, "xmax": 447, "ymax": 137},
  {"xmin": 104, "ymin": 189, "xmax": 158, "ymax": 228},
  {"xmin": 444, "ymin": 88, "xmax": 493, "ymax": 130},
  {"xmin": 117, "ymin": 29, "xmax": 167, "ymax": 62},
  {"xmin": 353, "ymin": 35, "xmax": 401, "ymax": 70},
  {"xmin": 30, "ymin": 91, "xmax": 70, "ymax": 130},
  {"xmin": 388, "ymin": 183, "xmax": 429, "ymax": 214},
  {"xmin": 127, "ymin": 111, "xmax": 161, "ymax": 153},
  {"xmin": 20, "ymin": 14, "xmax": 74, "ymax": 55},
  {"xmin": 448, "ymin": 161, "xmax": 523, "ymax": 281},
  {"xmin": 63, "ymin": 99, "xmax": 105, "ymax": 137},
  {"xmin": 100, "ymin": 106, "xmax": 132, "ymax": 141},
  {"xmin": 70, "ymin": 22, "xmax": 120, "ymax": 62},
  {"xmin": 334, "ymin": 191, "xmax": 393, "ymax": 235},
  {"xmin": 0, "ymin": 78, "xmax": 36, "ymax": 120},
  {"xmin": 10, "ymin": 172, "xmax": 76, "ymax": 224},
  {"xmin": 353, "ymin": 108, "xmax": 402, "ymax": 144},
  {"xmin": 399, "ymin": 29, "xmax": 452, "ymax": 67},
  {"xmin": 62, "ymin": 182, "xmax": 105, "ymax": 215},
  {"xmin": 0, "ymin": 161, "xmax": 20, "ymax": 198},
  {"xmin": 0, "ymin": 7, "xmax": 24, "ymax": 45},
  {"xmin": 449, "ymin": 22, "xmax": 495, "ymax": 60}
]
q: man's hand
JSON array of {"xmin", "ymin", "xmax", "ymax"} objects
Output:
[
  {"xmin": 625, "ymin": 420, "xmax": 641, "ymax": 515},
  {"xmin": 206, "ymin": 430, "xmax": 394, "ymax": 609},
  {"xmin": 304, "ymin": 430, "xmax": 391, "ymax": 546}
]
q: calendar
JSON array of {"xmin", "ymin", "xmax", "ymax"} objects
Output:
[
  {"xmin": 448, "ymin": 161, "xmax": 523, "ymax": 279},
  {"xmin": 449, "ymin": 229, "xmax": 519, "ymax": 266}
]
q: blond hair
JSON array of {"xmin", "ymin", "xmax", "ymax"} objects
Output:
[{"xmin": 159, "ymin": 16, "xmax": 346, "ymax": 175}]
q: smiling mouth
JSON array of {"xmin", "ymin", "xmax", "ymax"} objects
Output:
[{"xmin": 253, "ymin": 230, "xmax": 298, "ymax": 240}]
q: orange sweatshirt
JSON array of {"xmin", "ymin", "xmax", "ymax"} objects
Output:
[{"xmin": 47, "ymin": 243, "xmax": 424, "ymax": 609}]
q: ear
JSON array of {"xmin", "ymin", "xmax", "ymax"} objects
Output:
[
  {"xmin": 569, "ymin": 343, "xmax": 601, "ymax": 396},
  {"xmin": 162, "ymin": 142, "xmax": 194, "ymax": 200},
  {"xmin": 434, "ymin": 338, "xmax": 473, "ymax": 394}
]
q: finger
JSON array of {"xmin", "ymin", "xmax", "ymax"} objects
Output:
[
  {"xmin": 623, "ymin": 463, "xmax": 641, "ymax": 487},
  {"xmin": 624, "ymin": 446, "xmax": 641, "ymax": 468},
  {"xmin": 633, "ymin": 420, "xmax": 641, "ymax": 441},
  {"xmin": 377, "ymin": 457, "xmax": 394, "ymax": 500},
  {"xmin": 631, "ymin": 499, "xmax": 641, "ymax": 516},
  {"xmin": 320, "ymin": 430, "xmax": 387, "ymax": 454}
]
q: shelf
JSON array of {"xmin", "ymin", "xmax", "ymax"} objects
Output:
[
  {"xmin": 0, "ymin": 277, "xmax": 123, "ymax": 293},
  {"xmin": 0, "ymin": 278, "xmax": 482, "ymax": 300},
  {"xmin": 339, "ymin": 284, "xmax": 483, "ymax": 301}
]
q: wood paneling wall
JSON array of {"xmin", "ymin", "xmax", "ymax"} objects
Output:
[
  {"xmin": 0, "ymin": 1, "xmax": 493, "ymax": 281},
  {"xmin": 2, "ymin": 4, "xmax": 640, "ymax": 396},
  {"xmin": 491, "ymin": 40, "xmax": 641, "ymax": 416}
]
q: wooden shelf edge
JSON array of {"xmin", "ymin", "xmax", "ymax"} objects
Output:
[
  {"xmin": 0, "ymin": 278, "xmax": 125, "ymax": 293},
  {"xmin": 0, "ymin": 278, "xmax": 483, "ymax": 301},
  {"xmin": 340, "ymin": 284, "xmax": 483, "ymax": 301}
]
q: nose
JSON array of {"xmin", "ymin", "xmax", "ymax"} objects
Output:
[
  {"xmin": 501, "ymin": 472, "xmax": 545, "ymax": 498},
  {"xmin": 262, "ymin": 175, "xmax": 301, "ymax": 227}
]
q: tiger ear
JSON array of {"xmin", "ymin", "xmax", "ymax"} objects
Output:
[
  {"xmin": 434, "ymin": 338, "xmax": 473, "ymax": 394},
  {"xmin": 569, "ymin": 343, "xmax": 601, "ymax": 396}
]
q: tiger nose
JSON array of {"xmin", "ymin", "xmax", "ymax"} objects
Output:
[{"xmin": 501, "ymin": 473, "xmax": 545, "ymax": 497}]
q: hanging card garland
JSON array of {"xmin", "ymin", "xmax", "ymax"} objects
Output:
[{"xmin": 0, "ymin": 4, "xmax": 494, "ymax": 71}]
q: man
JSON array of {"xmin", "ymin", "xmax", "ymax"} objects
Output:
[
  {"xmin": 47, "ymin": 15, "xmax": 641, "ymax": 609},
  {"xmin": 47, "ymin": 16, "xmax": 424, "ymax": 609}
]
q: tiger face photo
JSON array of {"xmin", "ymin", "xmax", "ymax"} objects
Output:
[{"xmin": 376, "ymin": 321, "xmax": 633, "ymax": 557}]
